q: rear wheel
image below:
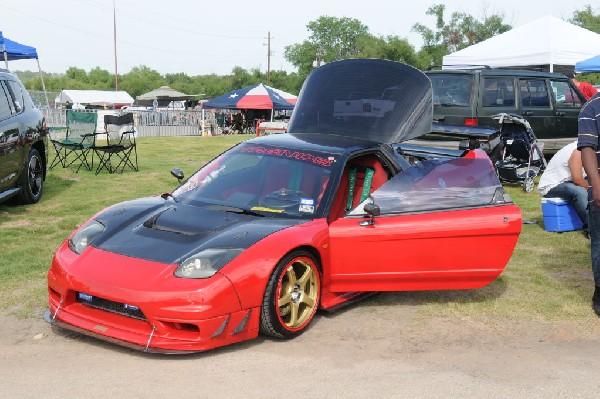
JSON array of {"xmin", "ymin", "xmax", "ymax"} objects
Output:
[
  {"xmin": 15, "ymin": 148, "xmax": 44, "ymax": 204},
  {"xmin": 260, "ymin": 250, "xmax": 320, "ymax": 339}
]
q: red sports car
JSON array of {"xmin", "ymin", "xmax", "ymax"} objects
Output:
[{"xmin": 45, "ymin": 59, "xmax": 521, "ymax": 353}]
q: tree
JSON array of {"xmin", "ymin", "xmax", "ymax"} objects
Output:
[
  {"xmin": 65, "ymin": 67, "xmax": 88, "ymax": 83},
  {"xmin": 119, "ymin": 65, "xmax": 165, "ymax": 97},
  {"xmin": 412, "ymin": 4, "xmax": 511, "ymax": 66},
  {"xmin": 356, "ymin": 35, "xmax": 424, "ymax": 69},
  {"xmin": 570, "ymin": 4, "xmax": 600, "ymax": 33},
  {"xmin": 570, "ymin": 5, "xmax": 600, "ymax": 84},
  {"xmin": 88, "ymin": 67, "xmax": 113, "ymax": 90},
  {"xmin": 285, "ymin": 16, "xmax": 371, "ymax": 76}
]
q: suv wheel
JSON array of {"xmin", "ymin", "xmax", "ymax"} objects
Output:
[{"xmin": 16, "ymin": 148, "xmax": 44, "ymax": 204}]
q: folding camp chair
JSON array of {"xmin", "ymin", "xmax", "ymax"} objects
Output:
[
  {"xmin": 49, "ymin": 110, "xmax": 97, "ymax": 172},
  {"xmin": 92, "ymin": 113, "xmax": 138, "ymax": 174}
]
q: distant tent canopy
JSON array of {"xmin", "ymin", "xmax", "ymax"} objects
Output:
[
  {"xmin": 442, "ymin": 15, "xmax": 600, "ymax": 75},
  {"xmin": 575, "ymin": 55, "xmax": 600, "ymax": 73},
  {"xmin": 136, "ymin": 86, "xmax": 200, "ymax": 107},
  {"xmin": 1, "ymin": 31, "xmax": 49, "ymax": 107},
  {"xmin": 0, "ymin": 34, "xmax": 38, "ymax": 61},
  {"xmin": 57, "ymin": 90, "xmax": 134, "ymax": 109},
  {"xmin": 203, "ymin": 83, "xmax": 297, "ymax": 110}
]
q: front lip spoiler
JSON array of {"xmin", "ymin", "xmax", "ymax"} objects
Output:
[{"xmin": 43, "ymin": 308, "xmax": 200, "ymax": 355}]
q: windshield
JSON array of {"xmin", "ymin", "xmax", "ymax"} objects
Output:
[
  {"xmin": 288, "ymin": 59, "xmax": 432, "ymax": 144},
  {"xmin": 349, "ymin": 150, "xmax": 505, "ymax": 215},
  {"xmin": 172, "ymin": 143, "xmax": 337, "ymax": 218}
]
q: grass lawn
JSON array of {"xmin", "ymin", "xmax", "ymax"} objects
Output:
[{"xmin": 0, "ymin": 135, "xmax": 594, "ymax": 324}]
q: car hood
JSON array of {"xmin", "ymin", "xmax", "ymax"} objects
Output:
[
  {"xmin": 92, "ymin": 197, "xmax": 305, "ymax": 264},
  {"xmin": 287, "ymin": 58, "xmax": 432, "ymax": 144}
]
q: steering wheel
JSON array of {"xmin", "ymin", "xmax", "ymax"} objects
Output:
[{"xmin": 259, "ymin": 188, "xmax": 307, "ymax": 210}]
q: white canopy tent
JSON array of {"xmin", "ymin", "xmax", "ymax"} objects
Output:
[
  {"xmin": 442, "ymin": 15, "xmax": 600, "ymax": 74},
  {"xmin": 57, "ymin": 90, "xmax": 134, "ymax": 108}
]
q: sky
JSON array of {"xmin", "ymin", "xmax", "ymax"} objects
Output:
[{"xmin": 2, "ymin": 0, "xmax": 597, "ymax": 76}]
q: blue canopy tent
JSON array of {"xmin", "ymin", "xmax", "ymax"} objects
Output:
[
  {"xmin": 575, "ymin": 55, "xmax": 600, "ymax": 73},
  {"xmin": 0, "ymin": 31, "xmax": 49, "ymax": 107}
]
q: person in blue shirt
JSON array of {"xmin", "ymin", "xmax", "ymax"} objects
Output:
[{"xmin": 577, "ymin": 92, "xmax": 600, "ymax": 316}]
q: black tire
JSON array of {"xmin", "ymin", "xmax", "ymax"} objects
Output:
[
  {"xmin": 260, "ymin": 250, "xmax": 321, "ymax": 339},
  {"xmin": 15, "ymin": 148, "xmax": 44, "ymax": 204}
]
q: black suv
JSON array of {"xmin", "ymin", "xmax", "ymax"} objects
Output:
[
  {"xmin": 424, "ymin": 68, "xmax": 586, "ymax": 153},
  {"xmin": 0, "ymin": 69, "xmax": 48, "ymax": 204}
]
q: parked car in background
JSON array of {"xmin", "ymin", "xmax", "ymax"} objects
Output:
[
  {"xmin": 424, "ymin": 68, "xmax": 586, "ymax": 154},
  {"xmin": 0, "ymin": 69, "xmax": 48, "ymax": 204}
]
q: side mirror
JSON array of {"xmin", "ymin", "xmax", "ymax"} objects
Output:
[
  {"xmin": 359, "ymin": 202, "xmax": 380, "ymax": 226},
  {"xmin": 14, "ymin": 101, "xmax": 22, "ymax": 113},
  {"xmin": 363, "ymin": 203, "xmax": 381, "ymax": 217},
  {"xmin": 171, "ymin": 167, "xmax": 184, "ymax": 182}
]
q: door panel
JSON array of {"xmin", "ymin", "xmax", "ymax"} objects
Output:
[
  {"xmin": 328, "ymin": 205, "xmax": 521, "ymax": 292},
  {"xmin": 0, "ymin": 81, "xmax": 20, "ymax": 191},
  {"xmin": 550, "ymin": 79, "xmax": 584, "ymax": 140},
  {"xmin": 518, "ymin": 78, "xmax": 555, "ymax": 140},
  {"xmin": 327, "ymin": 149, "xmax": 522, "ymax": 292}
]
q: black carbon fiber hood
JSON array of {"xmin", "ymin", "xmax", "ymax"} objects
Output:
[{"xmin": 92, "ymin": 197, "xmax": 304, "ymax": 264}]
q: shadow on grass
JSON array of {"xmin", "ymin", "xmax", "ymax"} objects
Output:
[
  {"xmin": 0, "ymin": 173, "xmax": 76, "ymax": 214},
  {"xmin": 371, "ymin": 277, "xmax": 508, "ymax": 307},
  {"xmin": 40, "ymin": 173, "xmax": 79, "ymax": 202},
  {"xmin": 319, "ymin": 277, "xmax": 509, "ymax": 320}
]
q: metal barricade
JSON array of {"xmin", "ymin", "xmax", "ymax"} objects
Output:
[{"xmin": 44, "ymin": 109, "xmax": 219, "ymax": 137}]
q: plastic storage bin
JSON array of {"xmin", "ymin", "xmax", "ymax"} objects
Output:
[{"xmin": 541, "ymin": 197, "xmax": 583, "ymax": 232}]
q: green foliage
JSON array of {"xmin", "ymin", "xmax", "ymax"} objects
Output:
[
  {"xmin": 118, "ymin": 65, "xmax": 165, "ymax": 97},
  {"xmin": 412, "ymin": 3, "xmax": 511, "ymax": 66},
  {"xmin": 570, "ymin": 4, "xmax": 600, "ymax": 33},
  {"xmin": 284, "ymin": 16, "xmax": 372, "ymax": 75},
  {"xmin": 307, "ymin": 16, "xmax": 370, "ymax": 61},
  {"xmin": 357, "ymin": 35, "xmax": 425, "ymax": 69}
]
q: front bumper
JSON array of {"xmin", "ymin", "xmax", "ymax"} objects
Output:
[{"xmin": 46, "ymin": 245, "xmax": 260, "ymax": 352}]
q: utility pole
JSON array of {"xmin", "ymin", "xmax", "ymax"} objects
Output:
[
  {"xmin": 266, "ymin": 31, "xmax": 271, "ymax": 86},
  {"xmin": 113, "ymin": 0, "xmax": 119, "ymax": 90}
]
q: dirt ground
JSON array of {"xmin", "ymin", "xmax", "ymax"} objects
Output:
[{"xmin": 2, "ymin": 295, "xmax": 600, "ymax": 399}]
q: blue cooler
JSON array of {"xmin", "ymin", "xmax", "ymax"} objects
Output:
[{"xmin": 541, "ymin": 197, "xmax": 583, "ymax": 232}]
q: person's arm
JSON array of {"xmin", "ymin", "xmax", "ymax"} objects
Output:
[
  {"xmin": 569, "ymin": 149, "xmax": 590, "ymax": 190},
  {"xmin": 581, "ymin": 147, "xmax": 600, "ymax": 207}
]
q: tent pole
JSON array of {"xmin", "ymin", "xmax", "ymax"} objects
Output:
[
  {"xmin": 36, "ymin": 58, "xmax": 50, "ymax": 108},
  {"xmin": 201, "ymin": 108, "xmax": 205, "ymax": 136},
  {"xmin": 271, "ymin": 109, "xmax": 273, "ymax": 122},
  {"xmin": 2, "ymin": 46, "xmax": 7, "ymax": 69}
]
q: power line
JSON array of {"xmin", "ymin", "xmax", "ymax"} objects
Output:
[
  {"xmin": 3, "ymin": 5, "xmax": 261, "ymax": 59},
  {"xmin": 76, "ymin": 0, "xmax": 264, "ymax": 40}
]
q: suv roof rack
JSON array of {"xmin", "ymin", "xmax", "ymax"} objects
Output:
[{"xmin": 427, "ymin": 64, "xmax": 491, "ymax": 71}]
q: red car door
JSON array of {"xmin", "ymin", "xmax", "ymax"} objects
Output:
[{"xmin": 328, "ymin": 149, "xmax": 522, "ymax": 293}]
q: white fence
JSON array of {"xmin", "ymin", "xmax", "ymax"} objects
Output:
[{"xmin": 43, "ymin": 109, "xmax": 219, "ymax": 137}]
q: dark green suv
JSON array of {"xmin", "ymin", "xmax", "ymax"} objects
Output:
[
  {"xmin": 0, "ymin": 69, "xmax": 48, "ymax": 204},
  {"xmin": 424, "ymin": 68, "xmax": 586, "ymax": 154}
]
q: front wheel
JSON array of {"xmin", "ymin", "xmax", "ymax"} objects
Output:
[
  {"xmin": 260, "ymin": 250, "xmax": 321, "ymax": 339},
  {"xmin": 15, "ymin": 148, "xmax": 44, "ymax": 204}
]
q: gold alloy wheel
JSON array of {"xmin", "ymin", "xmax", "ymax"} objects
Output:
[{"xmin": 276, "ymin": 258, "xmax": 318, "ymax": 329}]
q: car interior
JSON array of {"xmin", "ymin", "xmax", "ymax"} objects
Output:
[{"xmin": 328, "ymin": 154, "xmax": 390, "ymax": 223}]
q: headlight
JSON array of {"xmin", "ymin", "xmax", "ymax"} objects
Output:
[
  {"xmin": 68, "ymin": 220, "xmax": 106, "ymax": 254},
  {"xmin": 175, "ymin": 248, "xmax": 243, "ymax": 279}
]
